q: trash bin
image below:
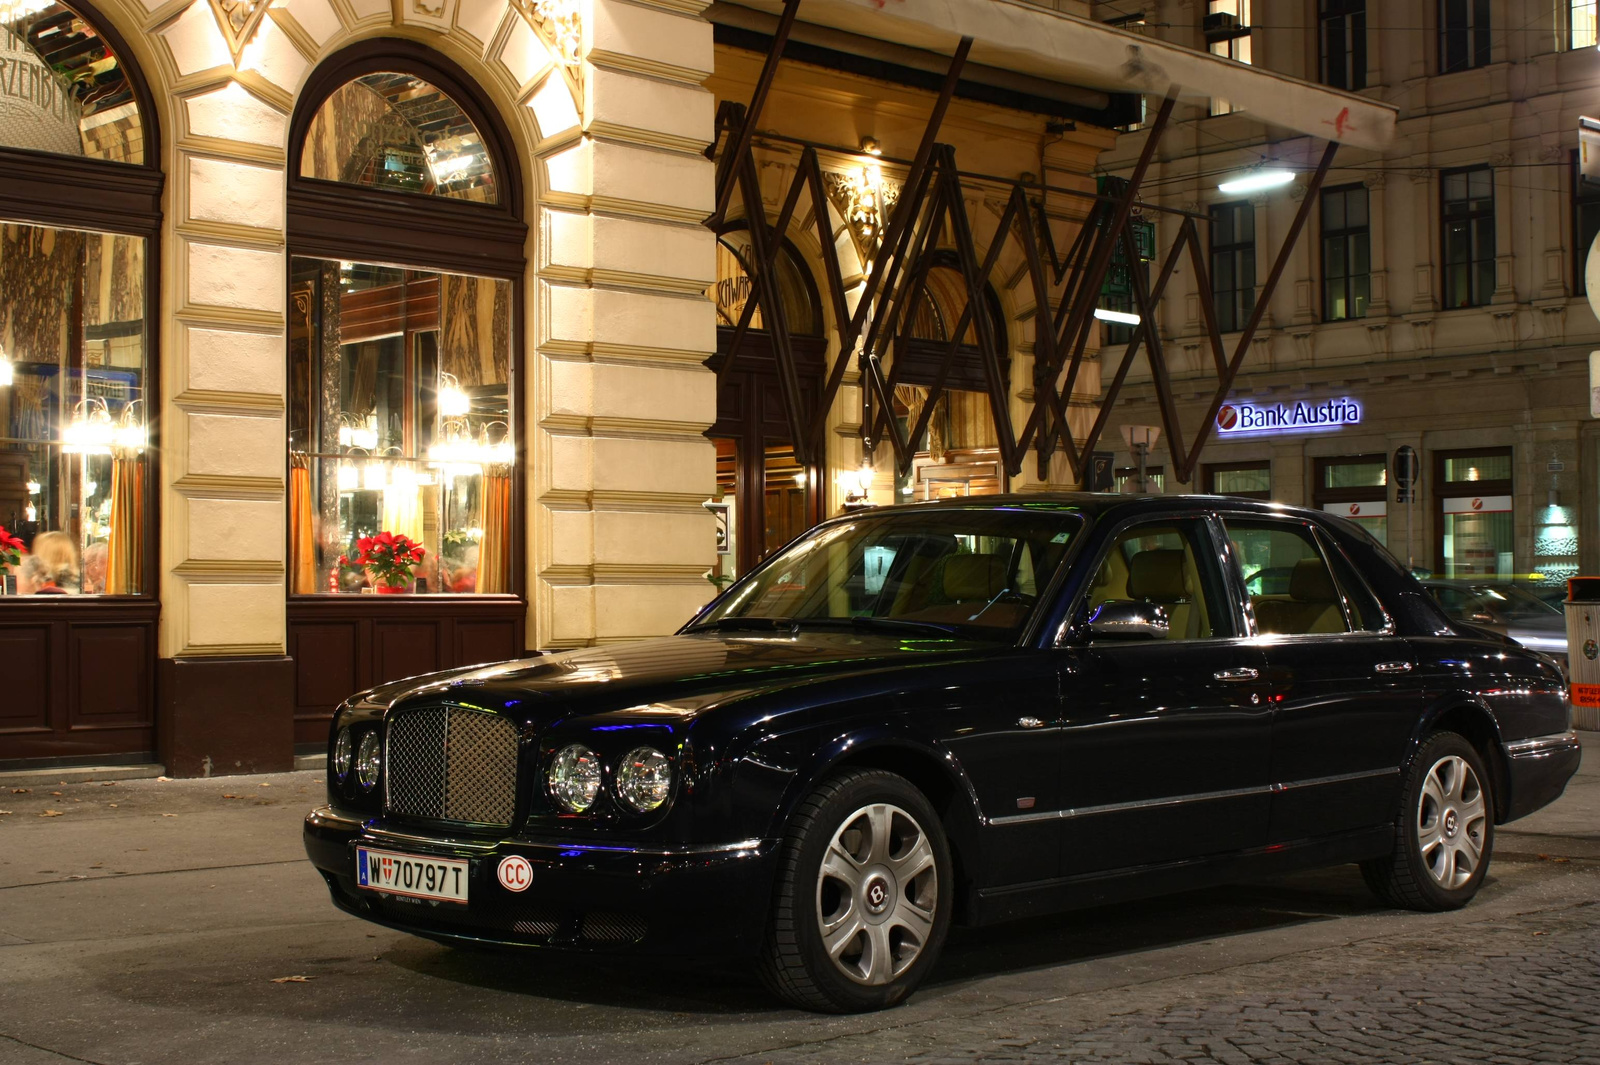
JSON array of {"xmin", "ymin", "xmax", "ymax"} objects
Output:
[{"xmin": 1565, "ymin": 577, "xmax": 1600, "ymax": 731}]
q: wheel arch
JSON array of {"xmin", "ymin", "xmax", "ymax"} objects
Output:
[{"xmin": 1415, "ymin": 697, "xmax": 1511, "ymax": 822}]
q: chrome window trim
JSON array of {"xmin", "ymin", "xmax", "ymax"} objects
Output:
[{"xmin": 1505, "ymin": 730, "xmax": 1581, "ymax": 757}]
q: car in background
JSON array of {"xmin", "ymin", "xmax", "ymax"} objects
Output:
[{"xmin": 1420, "ymin": 580, "xmax": 1569, "ymax": 671}]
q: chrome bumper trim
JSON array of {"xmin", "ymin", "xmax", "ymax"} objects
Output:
[
  {"xmin": 1505, "ymin": 730, "xmax": 1582, "ymax": 758},
  {"xmin": 309, "ymin": 807, "xmax": 764, "ymax": 858}
]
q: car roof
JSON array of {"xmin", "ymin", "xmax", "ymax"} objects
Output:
[{"xmin": 872, "ymin": 492, "xmax": 1333, "ymax": 525}]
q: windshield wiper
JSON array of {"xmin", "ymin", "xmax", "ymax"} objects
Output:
[
  {"xmin": 688, "ymin": 616, "xmax": 796, "ymax": 633},
  {"xmin": 791, "ymin": 616, "xmax": 960, "ymax": 636}
]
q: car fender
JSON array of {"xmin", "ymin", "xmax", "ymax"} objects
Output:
[{"xmin": 1407, "ymin": 690, "xmax": 1511, "ymax": 819}]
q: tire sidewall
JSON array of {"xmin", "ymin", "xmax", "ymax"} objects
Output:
[
  {"xmin": 787, "ymin": 772, "xmax": 954, "ymax": 1011},
  {"xmin": 1401, "ymin": 731, "xmax": 1495, "ymax": 909}
]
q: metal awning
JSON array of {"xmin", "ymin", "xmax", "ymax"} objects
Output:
[{"xmin": 716, "ymin": 0, "xmax": 1397, "ymax": 151}]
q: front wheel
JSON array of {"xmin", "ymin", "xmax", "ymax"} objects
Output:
[
  {"xmin": 1361, "ymin": 730, "xmax": 1494, "ymax": 911},
  {"xmin": 758, "ymin": 769, "xmax": 953, "ymax": 1012}
]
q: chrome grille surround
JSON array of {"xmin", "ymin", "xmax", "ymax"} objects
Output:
[{"xmin": 384, "ymin": 706, "xmax": 519, "ymax": 826}]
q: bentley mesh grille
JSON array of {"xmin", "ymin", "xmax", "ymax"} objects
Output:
[{"xmin": 385, "ymin": 707, "xmax": 518, "ymax": 826}]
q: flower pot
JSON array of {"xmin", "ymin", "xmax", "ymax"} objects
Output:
[{"xmin": 374, "ymin": 583, "xmax": 409, "ymax": 595}]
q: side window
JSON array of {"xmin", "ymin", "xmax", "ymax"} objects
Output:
[
  {"xmin": 1086, "ymin": 520, "xmax": 1232, "ymax": 641},
  {"xmin": 1224, "ymin": 520, "xmax": 1351, "ymax": 635},
  {"xmin": 1320, "ymin": 535, "xmax": 1389, "ymax": 631}
]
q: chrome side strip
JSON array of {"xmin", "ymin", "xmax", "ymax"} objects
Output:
[
  {"xmin": 990, "ymin": 767, "xmax": 1399, "ymax": 826},
  {"xmin": 1505, "ymin": 730, "xmax": 1581, "ymax": 758}
]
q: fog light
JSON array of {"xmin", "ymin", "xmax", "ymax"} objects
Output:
[
  {"xmin": 614, "ymin": 747, "xmax": 672, "ymax": 812},
  {"xmin": 333, "ymin": 727, "xmax": 353, "ymax": 782},
  {"xmin": 548, "ymin": 744, "xmax": 602, "ymax": 813},
  {"xmin": 356, "ymin": 731, "xmax": 382, "ymax": 790}
]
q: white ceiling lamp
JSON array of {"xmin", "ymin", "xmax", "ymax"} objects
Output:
[
  {"xmin": 1217, "ymin": 168, "xmax": 1296, "ymax": 195},
  {"xmin": 1094, "ymin": 308, "xmax": 1142, "ymax": 327},
  {"xmin": 437, "ymin": 373, "xmax": 472, "ymax": 418}
]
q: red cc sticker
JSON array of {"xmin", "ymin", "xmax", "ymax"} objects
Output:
[{"xmin": 497, "ymin": 855, "xmax": 533, "ymax": 893}]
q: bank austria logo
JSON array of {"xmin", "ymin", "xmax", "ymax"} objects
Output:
[{"xmin": 1215, "ymin": 397, "xmax": 1362, "ymax": 436}]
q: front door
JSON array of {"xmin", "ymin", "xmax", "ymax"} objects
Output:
[{"xmin": 1057, "ymin": 514, "xmax": 1272, "ymax": 876}]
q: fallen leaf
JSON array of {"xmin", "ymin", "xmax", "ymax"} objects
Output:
[
  {"xmin": 63, "ymin": 875, "xmax": 87, "ymax": 881},
  {"xmin": 161, "ymin": 813, "xmax": 178, "ymax": 818},
  {"xmin": 0, "ymin": 810, "xmax": 11, "ymax": 816},
  {"xmin": 156, "ymin": 776, "xmax": 172, "ymax": 782},
  {"xmin": 107, "ymin": 804, "xmax": 118, "ymax": 809},
  {"xmin": 40, "ymin": 810, "xmax": 63, "ymax": 817},
  {"xmin": 270, "ymin": 975, "xmax": 313, "ymax": 984},
  {"xmin": 10, "ymin": 788, "xmax": 28, "ymax": 794},
  {"xmin": 50, "ymin": 791, "xmax": 62, "ymax": 796},
  {"xmin": 101, "ymin": 782, "xmax": 117, "ymax": 787},
  {"xmin": 1533, "ymin": 931, "xmax": 1549, "ymax": 936},
  {"xmin": 222, "ymin": 794, "xmax": 240, "ymax": 800},
  {"xmin": 258, "ymin": 782, "xmax": 272, "ymax": 788}
]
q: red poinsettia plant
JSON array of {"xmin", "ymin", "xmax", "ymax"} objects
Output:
[
  {"xmin": 340, "ymin": 531, "xmax": 426, "ymax": 591},
  {"xmin": 0, "ymin": 525, "xmax": 22, "ymax": 570}
]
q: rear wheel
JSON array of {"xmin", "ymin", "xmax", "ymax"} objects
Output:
[
  {"xmin": 758, "ymin": 769, "xmax": 952, "ymax": 1012},
  {"xmin": 1361, "ymin": 730, "xmax": 1494, "ymax": 911}
]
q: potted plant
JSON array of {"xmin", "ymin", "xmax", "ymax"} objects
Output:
[
  {"xmin": 0, "ymin": 525, "xmax": 22, "ymax": 594},
  {"xmin": 341, "ymin": 531, "xmax": 426, "ymax": 594}
]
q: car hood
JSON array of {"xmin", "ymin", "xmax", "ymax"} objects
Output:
[{"xmin": 366, "ymin": 630, "xmax": 997, "ymax": 725}]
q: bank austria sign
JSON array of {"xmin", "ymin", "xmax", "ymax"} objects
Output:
[{"xmin": 1216, "ymin": 397, "xmax": 1362, "ymax": 436}]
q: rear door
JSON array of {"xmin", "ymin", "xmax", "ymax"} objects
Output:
[{"xmin": 1221, "ymin": 515, "xmax": 1415, "ymax": 842}]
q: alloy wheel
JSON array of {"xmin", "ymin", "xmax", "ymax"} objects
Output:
[
  {"xmin": 1416, "ymin": 754, "xmax": 1487, "ymax": 890},
  {"xmin": 814, "ymin": 802, "xmax": 938, "ymax": 986}
]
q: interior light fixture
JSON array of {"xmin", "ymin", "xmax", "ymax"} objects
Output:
[
  {"xmin": 26, "ymin": 480, "xmax": 39, "ymax": 495},
  {"xmin": 62, "ymin": 398, "xmax": 115, "ymax": 455},
  {"xmin": 860, "ymin": 136, "xmax": 882, "ymax": 156},
  {"xmin": 1094, "ymin": 308, "xmax": 1142, "ymax": 327},
  {"xmin": 438, "ymin": 373, "xmax": 472, "ymax": 418},
  {"xmin": 0, "ymin": 349, "xmax": 13, "ymax": 387},
  {"xmin": 115, "ymin": 399, "xmax": 146, "ymax": 453},
  {"xmin": 1217, "ymin": 168, "xmax": 1295, "ymax": 194}
]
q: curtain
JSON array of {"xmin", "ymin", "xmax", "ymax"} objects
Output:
[
  {"xmin": 105, "ymin": 448, "xmax": 143, "ymax": 594},
  {"xmin": 381, "ymin": 479, "xmax": 425, "ymax": 550},
  {"xmin": 475, "ymin": 466, "xmax": 513, "ymax": 594},
  {"xmin": 289, "ymin": 452, "xmax": 316, "ymax": 594}
]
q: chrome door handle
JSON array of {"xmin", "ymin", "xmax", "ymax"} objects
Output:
[
  {"xmin": 1213, "ymin": 667, "xmax": 1260, "ymax": 682},
  {"xmin": 1375, "ymin": 661, "xmax": 1413, "ymax": 674}
]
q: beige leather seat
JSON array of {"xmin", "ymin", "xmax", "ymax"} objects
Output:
[
  {"xmin": 938, "ymin": 554, "xmax": 1007, "ymax": 603},
  {"xmin": 1254, "ymin": 557, "xmax": 1345, "ymax": 634},
  {"xmin": 1125, "ymin": 548, "xmax": 1204, "ymax": 639}
]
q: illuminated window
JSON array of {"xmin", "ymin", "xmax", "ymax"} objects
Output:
[
  {"xmin": 1208, "ymin": 0, "xmax": 1251, "ymax": 116},
  {"xmin": 1572, "ymin": 0, "xmax": 1597, "ymax": 49}
]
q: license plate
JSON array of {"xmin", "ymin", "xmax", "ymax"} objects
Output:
[{"xmin": 356, "ymin": 847, "xmax": 469, "ymax": 904}]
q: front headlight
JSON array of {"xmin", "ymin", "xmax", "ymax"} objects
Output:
[
  {"xmin": 614, "ymin": 747, "xmax": 672, "ymax": 812},
  {"xmin": 548, "ymin": 744, "xmax": 602, "ymax": 812},
  {"xmin": 332, "ymin": 727, "xmax": 353, "ymax": 782},
  {"xmin": 356, "ymin": 731, "xmax": 382, "ymax": 790}
]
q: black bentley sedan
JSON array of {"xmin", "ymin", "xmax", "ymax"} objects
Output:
[{"xmin": 304, "ymin": 496, "xmax": 1581, "ymax": 1012}]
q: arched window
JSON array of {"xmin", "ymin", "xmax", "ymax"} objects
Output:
[
  {"xmin": 710, "ymin": 231, "xmax": 821, "ymax": 335},
  {"xmin": 0, "ymin": 0, "xmax": 161, "ymax": 761}
]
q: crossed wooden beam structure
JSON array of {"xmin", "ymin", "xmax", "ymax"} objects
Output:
[{"xmin": 706, "ymin": 0, "xmax": 1340, "ymax": 487}]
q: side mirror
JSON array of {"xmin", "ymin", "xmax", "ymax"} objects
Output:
[{"xmin": 1088, "ymin": 601, "xmax": 1170, "ymax": 641}]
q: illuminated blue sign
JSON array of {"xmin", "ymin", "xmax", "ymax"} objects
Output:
[{"xmin": 1216, "ymin": 397, "xmax": 1361, "ymax": 436}]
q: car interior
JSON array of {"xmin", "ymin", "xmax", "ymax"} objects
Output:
[
  {"xmin": 1227, "ymin": 522, "xmax": 1350, "ymax": 635},
  {"xmin": 1085, "ymin": 525, "xmax": 1214, "ymax": 639}
]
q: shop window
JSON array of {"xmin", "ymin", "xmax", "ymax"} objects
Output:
[
  {"xmin": 1115, "ymin": 466, "xmax": 1165, "ymax": 494},
  {"xmin": 1315, "ymin": 455, "xmax": 1388, "ymax": 544},
  {"xmin": 1572, "ymin": 0, "xmax": 1597, "ymax": 49},
  {"xmin": 1435, "ymin": 448, "xmax": 1513, "ymax": 578},
  {"xmin": 0, "ymin": 3, "xmax": 144, "ymax": 163},
  {"xmin": 1442, "ymin": 167, "xmax": 1495, "ymax": 309},
  {"xmin": 1210, "ymin": 202, "xmax": 1256, "ymax": 333},
  {"xmin": 288, "ymin": 258, "xmax": 512, "ymax": 595},
  {"xmin": 0, "ymin": 220, "xmax": 148, "ymax": 594},
  {"xmin": 299, "ymin": 72, "xmax": 496, "ymax": 203},
  {"xmin": 1321, "ymin": 185, "xmax": 1370, "ymax": 321},
  {"xmin": 1440, "ymin": 0, "xmax": 1490, "ymax": 73},
  {"xmin": 1207, "ymin": 0, "xmax": 1252, "ymax": 115},
  {"xmin": 1574, "ymin": 151, "xmax": 1600, "ymax": 296},
  {"xmin": 1204, "ymin": 461, "xmax": 1272, "ymax": 500},
  {"xmin": 1319, "ymin": 0, "xmax": 1366, "ymax": 91}
]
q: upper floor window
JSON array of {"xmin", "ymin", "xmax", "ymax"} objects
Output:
[
  {"xmin": 1210, "ymin": 201, "xmax": 1256, "ymax": 333},
  {"xmin": 1439, "ymin": 0, "xmax": 1490, "ymax": 74},
  {"xmin": 1441, "ymin": 167, "xmax": 1495, "ymax": 308},
  {"xmin": 1206, "ymin": 0, "xmax": 1252, "ymax": 115},
  {"xmin": 0, "ymin": 3, "xmax": 144, "ymax": 163},
  {"xmin": 1319, "ymin": 0, "xmax": 1366, "ymax": 91},
  {"xmin": 1573, "ymin": 0, "xmax": 1598, "ymax": 49},
  {"xmin": 1322, "ymin": 184, "xmax": 1370, "ymax": 320}
]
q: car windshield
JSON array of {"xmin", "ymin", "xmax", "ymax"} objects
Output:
[{"xmin": 688, "ymin": 507, "xmax": 1083, "ymax": 641}]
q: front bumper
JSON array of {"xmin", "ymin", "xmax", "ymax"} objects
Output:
[
  {"xmin": 1502, "ymin": 730, "xmax": 1583, "ymax": 822},
  {"xmin": 304, "ymin": 806, "xmax": 779, "ymax": 957}
]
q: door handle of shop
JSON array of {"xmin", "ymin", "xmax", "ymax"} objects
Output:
[
  {"xmin": 1213, "ymin": 667, "xmax": 1260, "ymax": 682},
  {"xmin": 1374, "ymin": 661, "xmax": 1413, "ymax": 674}
]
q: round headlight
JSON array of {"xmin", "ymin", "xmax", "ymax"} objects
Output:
[
  {"xmin": 548, "ymin": 744, "xmax": 602, "ymax": 813},
  {"xmin": 614, "ymin": 747, "xmax": 673, "ymax": 813},
  {"xmin": 332, "ymin": 727, "xmax": 353, "ymax": 782},
  {"xmin": 356, "ymin": 731, "xmax": 382, "ymax": 791}
]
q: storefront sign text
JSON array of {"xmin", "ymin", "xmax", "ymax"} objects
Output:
[{"xmin": 1215, "ymin": 397, "xmax": 1361, "ymax": 436}]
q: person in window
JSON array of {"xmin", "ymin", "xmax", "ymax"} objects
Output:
[{"xmin": 20, "ymin": 531, "xmax": 81, "ymax": 595}]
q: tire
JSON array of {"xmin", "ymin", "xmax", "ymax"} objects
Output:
[
  {"xmin": 758, "ymin": 768, "xmax": 953, "ymax": 1012},
  {"xmin": 1360, "ymin": 730, "xmax": 1495, "ymax": 912}
]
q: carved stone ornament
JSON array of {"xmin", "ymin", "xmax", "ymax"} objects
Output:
[
  {"xmin": 824, "ymin": 163, "xmax": 901, "ymax": 260},
  {"xmin": 206, "ymin": 0, "xmax": 271, "ymax": 66},
  {"xmin": 510, "ymin": 0, "xmax": 582, "ymax": 68}
]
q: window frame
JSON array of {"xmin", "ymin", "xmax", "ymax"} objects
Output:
[
  {"xmin": 1320, "ymin": 183, "xmax": 1371, "ymax": 321},
  {"xmin": 1432, "ymin": 446, "xmax": 1514, "ymax": 578},
  {"xmin": 1210, "ymin": 200, "xmax": 1257, "ymax": 333},
  {"xmin": 1319, "ymin": 0, "xmax": 1367, "ymax": 91},
  {"xmin": 0, "ymin": 0, "xmax": 164, "ymax": 605},
  {"xmin": 1438, "ymin": 0, "xmax": 1491, "ymax": 74},
  {"xmin": 1440, "ymin": 165, "xmax": 1496, "ymax": 310},
  {"xmin": 284, "ymin": 42, "xmax": 528, "ymax": 602},
  {"xmin": 1204, "ymin": 460, "xmax": 1272, "ymax": 500}
]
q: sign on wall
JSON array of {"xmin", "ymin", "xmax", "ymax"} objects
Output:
[
  {"xmin": 1322, "ymin": 500, "xmax": 1387, "ymax": 518},
  {"xmin": 1441, "ymin": 495, "xmax": 1513, "ymax": 515},
  {"xmin": 1215, "ymin": 397, "xmax": 1362, "ymax": 436}
]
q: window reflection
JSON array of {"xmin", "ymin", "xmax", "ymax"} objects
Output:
[{"xmin": 0, "ymin": 2, "xmax": 145, "ymax": 163}]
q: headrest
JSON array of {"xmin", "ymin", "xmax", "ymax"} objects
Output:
[
  {"xmin": 1290, "ymin": 557, "xmax": 1339, "ymax": 602},
  {"xmin": 941, "ymin": 554, "xmax": 1007, "ymax": 601},
  {"xmin": 1127, "ymin": 549, "xmax": 1190, "ymax": 602}
]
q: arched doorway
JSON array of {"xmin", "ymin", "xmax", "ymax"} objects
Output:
[
  {"xmin": 0, "ymin": 1, "xmax": 162, "ymax": 765},
  {"xmin": 283, "ymin": 42, "xmax": 528, "ymax": 750},
  {"xmin": 706, "ymin": 226, "xmax": 827, "ymax": 580}
]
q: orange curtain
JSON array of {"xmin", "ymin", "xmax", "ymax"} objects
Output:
[
  {"xmin": 289, "ymin": 452, "xmax": 317, "ymax": 594},
  {"xmin": 105, "ymin": 448, "xmax": 144, "ymax": 595},
  {"xmin": 475, "ymin": 467, "xmax": 512, "ymax": 594}
]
